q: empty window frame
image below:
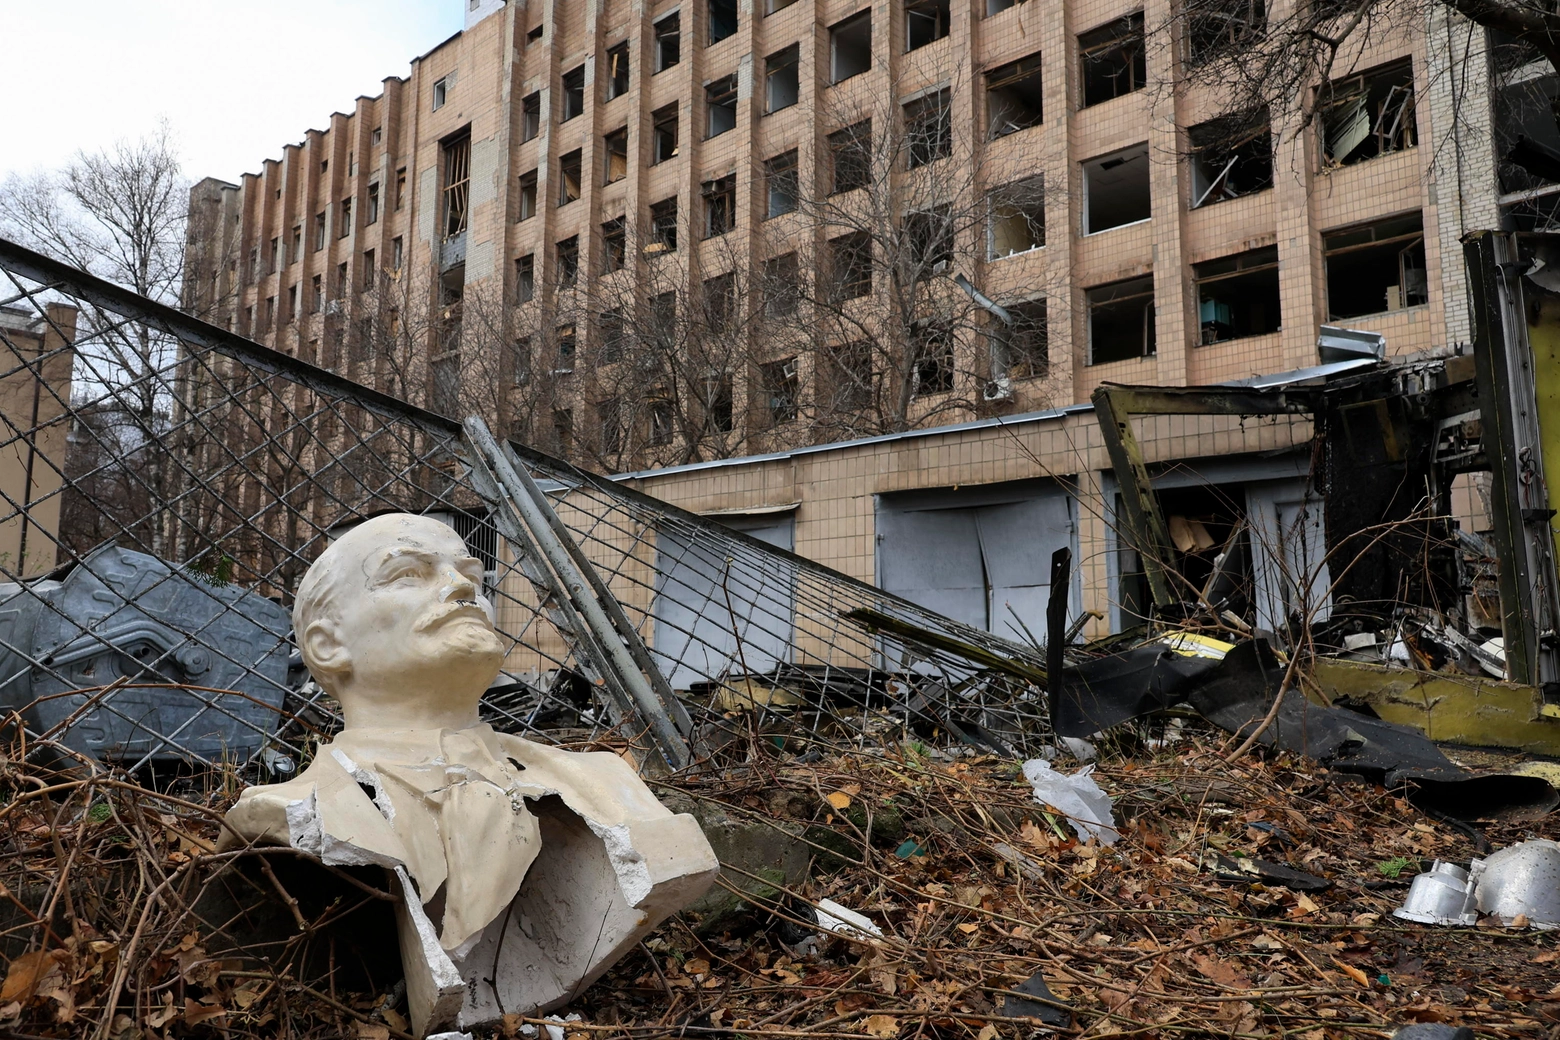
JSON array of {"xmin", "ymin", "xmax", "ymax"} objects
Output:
[
  {"xmin": 986, "ymin": 0, "xmax": 1031, "ymax": 13},
  {"xmin": 1195, "ymin": 246, "xmax": 1280, "ymax": 343},
  {"xmin": 1083, "ymin": 144, "xmax": 1150, "ymax": 233},
  {"xmin": 314, "ymin": 212, "xmax": 326, "ymax": 250},
  {"xmin": 763, "ymin": 252, "xmax": 801, "ymax": 317},
  {"xmin": 647, "ymin": 397, "xmax": 675, "ymax": 445},
  {"xmin": 655, "ymin": 13, "xmax": 681, "ymax": 71},
  {"xmin": 557, "ymin": 236, "xmax": 580, "ymax": 287},
  {"xmin": 709, "ymin": 0, "xmax": 738, "ymax": 44},
  {"xmin": 904, "ymin": 205, "xmax": 954, "ymax": 271},
  {"xmin": 602, "ymin": 217, "xmax": 628, "ymax": 273},
  {"xmin": 553, "ymin": 408, "xmax": 574, "ymax": 450},
  {"xmin": 1189, "ymin": 110, "xmax": 1273, "ymax": 206},
  {"xmin": 291, "ymin": 225, "xmax": 302, "ymax": 261},
  {"xmin": 1088, "ymin": 275, "xmax": 1156, "ymax": 363},
  {"xmin": 396, "ymin": 168, "xmax": 407, "ymax": 209},
  {"xmin": 821, "ymin": 340, "xmax": 873, "ymax": 411},
  {"xmin": 767, "ymin": 0, "xmax": 799, "ymax": 12},
  {"xmin": 1080, "ymin": 13, "xmax": 1146, "ymax": 107},
  {"xmin": 830, "ymin": 11, "xmax": 872, "ymax": 83},
  {"xmin": 1187, "ymin": 0, "xmax": 1265, "ymax": 63},
  {"xmin": 340, "ymin": 198, "xmax": 353, "ymax": 237},
  {"xmin": 443, "ymin": 134, "xmax": 471, "ymax": 237},
  {"xmin": 650, "ymin": 197, "xmax": 679, "ymax": 252},
  {"xmin": 830, "ymin": 120, "xmax": 872, "ymax": 193},
  {"xmin": 907, "ymin": 0, "xmax": 951, "ymax": 50},
  {"xmin": 556, "ymin": 325, "xmax": 578, "ymax": 372},
  {"xmin": 652, "ymin": 104, "xmax": 680, "ymax": 163},
  {"xmin": 1322, "ymin": 212, "xmax": 1427, "ymax": 319},
  {"xmin": 604, "ymin": 128, "xmax": 629, "ymax": 183},
  {"xmin": 392, "ymin": 236, "xmax": 403, "ymax": 271},
  {"xmin": 988, "ymin": 175, "xmax": 1046, "ymax": 257},
  {"xmin": 829, "ymin": 231, "xmax": 872, "ymax": 300},
  {"xmin": 703, "ymin": 175, "xmax": 737, "ymax": 237},
  {"xmin": 706, "ymin": 75, "xmax": 738, "ymax": 137},
  {"xmin": 767, "ymin": 45, "xmax": 800, "ymax": 113},
  {"xmin": 597, "ymin": 398, "xmax": 625, "ymax": 453},
  {"xmin": 430, "ymin": 353, "xmax": 461, "ymax": 413},
  {"xmin": 705, "ymin": 373, "xmax": 735, "ymax": 433},
  {"xmin": 703, "ymin": 272, "xmax": 737, "ymax": 333},
  {"xmin": 991, "ymin": 298, "xmax": 1048, "ymax": 379},
  {"xmin": 987, "ymin": 53, "xmax": 1044, "ymax": 138},
  {"xmin": 521, "ymin": 92, "xmax": 542, "ymax": 141},
  {"xmin": 562, "ymin": 66, "xmax": 586, "ymax": 120},
  {"xmin": 649, "ymin": 292, "xmax": 678, "ymax": 350},
  {"xmin": 599, "ymin": 308, "xmax": 627, "ymax": 362},
  {"xmin": 911, "ymin": 320, "xmax": 955, "ymax": 394},
  {"xmin": 433, "ymin": 73, "xmax": 453, "ymax": 110},
  {"xmin": 765, "ymin": 150, "xmax": 799, "ymax": 218},
  {"xmin": 605, "ymin": 42, "xmax": 631, "ymax": 100},
  {"xmin": 269, "ymin": 236, "xmax": 280, "ymax": 273},
  {"xmin": 518, "ymin": 169, "xmax": 538, "ymax": 220},
  {"xmin": 362, "ymin": 249, "xmax": 376, "ymax": 289},
  {"xmin": 366, "ymin": 182, "xmax": 380, "ymax": 224},
  {"xmin": 515, "ymin": 253, "xmax": 536, "ymax": 303},
  {"xmin": 905, "ymin": 90, "xmax": 952, "ymax": 167},
  {"xmin": 513, "ymin": 336, "xmax": 532, "ymax": 385},
  {"xmin": 559, "ymin": 150, "xmax": 583, "ymax": 205},
  {"xmin": 760, "ymin": 357, "xmax": 801, "ymax": 425},
  {"xmin": 311, "ymin": 274, "xmax": 324, "ymax": 312},
  {"xmin": 1320, "ymin": 59, "xmax": 1416, "ymax": 166}
]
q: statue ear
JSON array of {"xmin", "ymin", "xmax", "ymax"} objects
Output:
[{"xmin": 303, "ymin": 619, "xmax": 350, "ymax": 683}]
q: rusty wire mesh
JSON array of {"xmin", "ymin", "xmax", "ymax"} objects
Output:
[{"xmin": 0, "ymin": 237, "xmax": 1052, "ymax": 783}]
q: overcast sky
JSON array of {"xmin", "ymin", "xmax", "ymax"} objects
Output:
[{"xmin": 0, "ymin": 1, "xmax": 464, "ymax": 185}]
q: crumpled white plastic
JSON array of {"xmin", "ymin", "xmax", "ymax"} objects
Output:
[{"xmin": 1021, "ymin": 758, "xmax": 1119, "ymax": 846}]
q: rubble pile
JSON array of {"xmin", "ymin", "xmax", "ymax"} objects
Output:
[{"xmin": 4, "ymin": 721, "xmax": 1557, "ymax": 1039}]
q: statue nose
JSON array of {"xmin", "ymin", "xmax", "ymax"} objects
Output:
[{"xmin": 442, "ymin": 566, "xmax": 477, "ymax": 599}]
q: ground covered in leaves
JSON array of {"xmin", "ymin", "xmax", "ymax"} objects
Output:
[{"xmin": 2, "ymin": 724, "xmax": 1557, "ymax": 1039}]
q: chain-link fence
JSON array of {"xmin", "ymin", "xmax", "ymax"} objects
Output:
[{"xmin": 0, "ymin": 236, "xmax": 1053, "ymax": 780}]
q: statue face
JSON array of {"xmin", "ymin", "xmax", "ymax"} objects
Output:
[{"xmin": 322, "ymin": 515, "xmax": 505, "ymax": 702}]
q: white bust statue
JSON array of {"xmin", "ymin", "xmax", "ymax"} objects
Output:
[{"xmin": 222, "ymin": 514, "xmax": 717, "ymax": 1037}]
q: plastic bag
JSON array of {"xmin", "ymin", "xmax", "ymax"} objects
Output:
[{"xmin": 1022, "ymin": 758, "xmax": 1119, "ymax": 846}]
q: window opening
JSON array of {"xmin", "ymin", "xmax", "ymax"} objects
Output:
[
  {"xmin": 514, "ymin": 336, "xmax": 532, "ymax": 384},
  {"xmin": 366, "ymin": 182, "xmax": 380, "ymax": 225},
  {"xmin": 905, "ymin": 206, "xmax": 954, "ymax": 272},
  {"xmin": 986, "ymin": 0, "xmax": 1029, "ymax": 13},
  {"xmin": 709, "ymin": 0, "xmax": 738, "ymax": 43},
  {"xmin": 830, "ymin": 231, "xmax": 872, "ymax": 300},
  {"xmin": 559, "ymin": 150, "xmax": 582, "ymax": 205},
  {"xmin": 767, "ymin": 45, "xmax": 800, "ymax": 112},
  {"xmin": 765, "ymin": 150, "xmax": 799, "ymax": 217},
  {"xmin": 314, "ymin": 212, "xmax": 326, "ymax": 250},
  {"xmin": 562, "ymin": 66, "xmax": 586, "ymax": 121},
  {"xmin": 606, "ymin": 42, "xmax": 631, "ymax": 100},
  {"xmin": 760, "ymin": 357, "xmax": 801, "ymax": 425},
  {"xmin": 822, "ymin": 340, "xmax": 873, "ymax": 411},
  {"xmin": 1080, "ymin": 13, "xmax": 1146, "ymax": 106},
  {"xmin": 648, "ymin": 397, "xmax": 675, "ymax": 445},
  {"xmin": 434, "ymin": 74, "xmax": 454, "ymax": 110},
  {"xmin": 764, "ymin": 252, "xmax": 800, "ymax": 317},
  {"xmin": 704, "ymin": 272, "xmax": 737, "ymax": 333},
  {"xmin": 655, "ymin": 13, "xmax": 681, "ymax": 71},
  {"xmin": 651, "ymin": 291, "xmax": 677, "ymax": 344},
  {"xmin": 650, "ymin": 197, "xmax": 679, "ymax": 252},
  {"xmin": 987, "ymin": 53, "xmax": 1044, "ymax": 137},
  {"xmin": 706, "ymin": 76, "xmax": 738, "ymax": 137},
  {"xmin": 830, "ymin": 120, "xmax": 872, "ymax": 193},
  {"xmin": 1323, "ymin": 212, "xmax": 1427, "ymax": 319},
  {"xmin": 1088, "ymin": 276, "xmax": 1156, "ymax": 363},
  {"xmin": 602, "ymin": 217, "xmax": 627, "ymax": 273},
  {"xmin": 556, "ymin": 325, "xmax": 577, "ymax": 373},
  {"xmin": 1083, "ymin": 144, "xmax": 1150, "ymax": 233},
  {"xmin": 1195, "ymin": 246, "xmax": 1280, "ymax": 342},
  {"xmin": 652, "ymin": 104, "xmax": 680, "ymax": 163},
  {"xmin": 392, "ymin": 236, "xmax": 403, "ymax": 271},
  {"xmin": 604, "ymin": 128, "xmax": 629, "ymax": 183},
  {"xmin": 912, "ymin": 320, "xmax": 955, "ymax": 393},
  {"xmin": 597, "ymin": 398, "xmax": 625, "ymax": 453},
  {"xmin": 703, "ymin": 174, "xmax": 736, "ymax": 236},
  {"xmin": 830, "ymin": 12, "xmax": 872, "ymax": 83},
  {"xmin": 990, "ymin": 298, "xmax": 1048, "ymax": 379},
  {"xmin": 988, "ymin": 175, "xmax": 1046, "ymax": 257},
  {"xmin": 907, "ymin": 0, "xmax": 951, "ymax": 50},
  {"xmin": 518, "ymin": 169, "xmax": 538, "ymax": 220},
  {"xmin": 1187, "ymin": 0, "xmax": 1265, "ymax": 63},
  {"xmin": 340, "ymin": 198, "xmax": 353, "ymax": 237},
  {"xmin": 515, "ymin": 254, "xmax": 535, "ymax": 303},
  {"xmin": 521, "ymin": 92, "xmax": 542, "ymax": 141},
  {"xmin": 443, "ymin": 134, "xmax": 471, "ymax": 238},
  {"xmin": 557, "ymin": 236, "xmax": 580, "ymax": 287},
  {"xmin": 1320, "ymin": 59, "xmax": 1416, "ymax": 166},
  {"xmin": 599, "ymin": 308, "xmax": 626, "ymax": 363},
  {"xmin": 1189, "ymin": 110, "xmax": 1273, "ymax": 206},
  {"xmin": 905, "ymin": 89, "xmax": 952, "ymax": 167},
  {"xmin": 395, "ymin": 168, "xmax": 407, "ymax": 210}
]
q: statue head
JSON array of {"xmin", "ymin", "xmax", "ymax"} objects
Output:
[{"xmin": 293, "ymin": 513, "xmax": 505, "ymax": 729}]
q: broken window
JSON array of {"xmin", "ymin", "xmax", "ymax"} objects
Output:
[
  {"xmin": 552, "ymin": 408, "xmax": 573, "ymax": 451},
  {"xmin": 286, "ymin": 284, "xmax": 297, "ymax": 322},
  {"xmin": 437, "ymin": 268, "xmax": 464, "ymax": 354},
  {"xmin": 904, "ymin": 206, "xmax": 954, "ymax": 272},
  {"xmin": 1195, "ymin": 246, "xmax": 1280, "ymax": 343},
  {"xmin": 1080, "ymin": 13, "xmax": 1146, "ymax": 107},
  {"xmin": 651, "ymin": 291, "xmax": 677, "ymax": 345},
  {"xmin": 604, "ymin": 128, "xmax": 629, "ymax": 183},
  {"xmin": 907, "ymin": 0, "xmax": 951, "ymax": 50},
  {"xmin": 1188, "ymin": 110, "xmax": 1273, "ymax": 207},
  {"xmin": 521, "ymin": 92, "xmax": 542, "ymax": 141},
  {"xmin": 518, "ymin": 169, "xmax": 538, "ymax": 220},
  {"xmin": 709, "ymin": 0, "xmax": 738, "ymax": 44},
  {"xmin": 829, "ymin": 231, "xmax": 872, "ymax": 301},
  {"xmin": 392, "ymin": 236, "xmax": 403, "ymax": 271},
  {"xmin": 1320, "ymin": 59, "xmax": 1416, "ymax": 166},
  {"xmin": 655, "ymin": 13, "xmax": 681, "ymax": 71},
  {"xmin": 912, "ymin": 320, "xmax": 955, "ymax": 394},
  {"xmin": 340, "ymin": 197, "xmax": 354, "ymax": 238},
  {"xmin": 760, "ymin": 357, "xmax": 801, "ymax": 425},
  {"xmin": 1323, "ymin": 212, "xmax": 1427, "ymax": 319},
  {"xmin": 765, "ymin": 150, "xmax": 799, "ymax": 218},
  {"xmin": 905, "ymin": 89, "xmax": 952, "ymax": 167},
  {"xmin": 430, "ymin": 352, "xmax": 460, "ymax": 413},
  {"xmin": 767, "ymin": 45, "xmax": 800, "ymax": 113},
  {"xmin": 705, "ymin": 373, "xmax": 734, "ymax": 433},
  {"xmin": 1088, "ymin": 275, "xmax": 1156, "ymax": 363},
  {"xmin": 767, "ymin": 0, "xmax": 798, "ymax": 12},
  {"xmin": 555, "ymin": 324, "xmax": 577, "ymax": 372},
  {"xmin": 363, "ymin": 249, "xmax": 376, "ymax": 289},
  {"xmin": 442, "ymin": 133, "xmax": 470, "ymax": 237},
  {"xmin": 314, "ymin": 212, "xmax": 326, "ymax": 250},
  {"xmin": 605, "ymin": 42, "xmax": 630, "ymax": 100},
  {"xmin": 433, "ymin": 74, "xmax": 453, "ymax": 111},
  {"xmin": 991, "ymin": 298, "xmax": 1048, "ymax": 379},
  {"xmin": 830, "ymin": 120, "xmax": 872, "ymax": 193},
  {"xmin": 513, "ymin": 336, "xmax": 532, "ymax": 385},
  {"xmin": 599, "ymin": 308, "xmax": 626, "ymax": 363},
  {"xmin": 830, "ymin": 11, "xmax": 872, "ymax": 83},
  {"xmin": 647, "ymin": 397, "xmax": 675, "ymax": 446},
  {"xmin": 704, "ymin": 272, "xmax": 737, "ymax": 333},
  {"xmin": 822, "ymin": 341, "xmax": 873, "ymax": 412},
  {"xmin": 311, "ymin": 274, "xmax": 323, "ymax": 312},
  {"xmin": 706, "ymin": 75, "xmax": 738, "ymax": 137},
  {"xmin": 652, "ymin": 104, "xmax": 680, "ymax": 163},
  {"xmin": 986, "ymin": 0, "xmax": 1030, "ymax": 13},
  {"xmin": 562, "ymin": 66, "xmax": 586, "ymax": 121},
  {"xmin": 291, "ymin": 225, "xmax": 302, "ymax": 261},
  {"xmin": 336, "ymin": 261, "xmax": 348, "ymax": 297},
  {"xmin": 557, "ymin": 235, "xmax": 580, "ymax": 287},
  {"xmin": 703, "ymin": 174, "xmax": 736, "ymax": 237},
  {"xmin": 1083, "ymin": 143, "xmax": 1150, "ymax": 233},
  {"xmin": 763, "ymin": 252, "xmax": 801, "ymax": 317},
  {"xmin": 559, "ymin": 149, "xmax": 582, "ymax": 205},
  {"xmin": 269, "ymin": 236, "xmax": 280, "ymax": 273},
  {"xmin": 396, "ymin": 168, "xmax": 407, "ymax": 209},
  {"xmin": 988, "ymin": 175, "xmax": 1046, "ymax": 258},
  {"xmin": 515, "ymin": 253, "xmax": 535, "ymax": 303},
  {"xmin": 366, "ymin": 182, "xmax": 380, "ymax": 225},
  {"xmin": 601, "ymin": 217, "xmax": 627, "ymax": 274},
  {"xmin": 650, "ymin": 197, "xmax": 679, "ymax": 252},
  {"xmin": 1187, "ymin": 0, "xmax": 1265, "ymax": 64},
  {"xmin": 597, "ymin": 397, "xmax": 625, "ymax": 453},
  {"xmin": 1493, "ymin": 30, "xmax": 1560, "ymax": 198},
  {"xmin": 987, "ymin": 53, "xmax": 1044, "ymax": 137}
]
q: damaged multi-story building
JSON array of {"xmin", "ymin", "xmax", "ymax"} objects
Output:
[{"xmin": 184, "ymin": 0, "xmax": 1523, "ymax": 644}]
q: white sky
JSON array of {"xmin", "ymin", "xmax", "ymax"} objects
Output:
[{"xmin": 0, "ymin": 1, "xmax": 465, "ymax": 185}]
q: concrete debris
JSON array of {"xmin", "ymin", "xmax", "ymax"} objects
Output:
[{"xmin": 1021, "ymin": 758, "xmax": 1119, "ymax": 846}]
